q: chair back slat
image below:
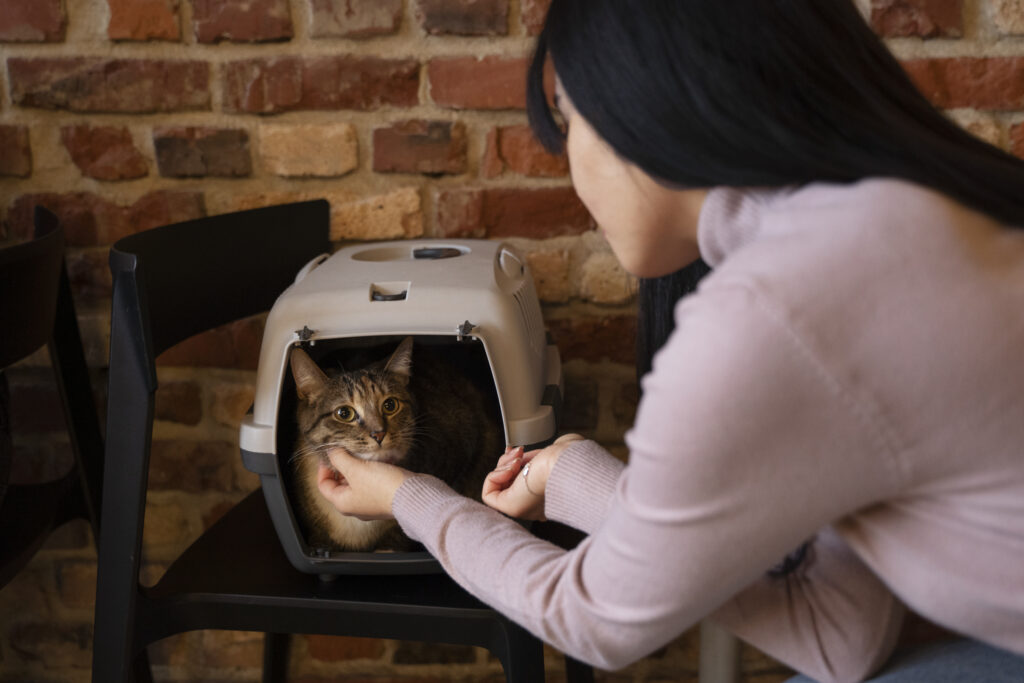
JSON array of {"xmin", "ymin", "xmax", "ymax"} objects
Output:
[
  {"xmin": 0, "ymin": 208, "xmax": 64, "ymax": 369},
  {"xmin": 109, "ymin": 200, "xmax": 331, "ymax": 360}
]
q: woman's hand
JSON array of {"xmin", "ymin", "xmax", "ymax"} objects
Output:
[
  {"xmin": 317, "ymin": 448, "xmax": 412, "ymax": 521},
  {"xmin": 482, "ymin": 434, "xmax": 586, "ymax": 521}
]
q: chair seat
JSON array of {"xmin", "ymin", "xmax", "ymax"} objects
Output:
[{"xmin": 142, "ymin": 489, "xmax": 505, "ymax": 645}]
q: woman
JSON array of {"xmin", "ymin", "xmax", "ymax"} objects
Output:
[{"xmin": 317, "ymin": 1, "xmax": 1024, "ymax": 680}]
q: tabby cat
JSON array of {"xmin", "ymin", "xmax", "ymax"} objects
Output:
[{"xmin": 288, "ymin": 337, "xmax": 501, "ymax": 552}]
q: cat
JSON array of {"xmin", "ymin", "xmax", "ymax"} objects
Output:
[{"xmin": 288, "ymin": 337, "xmax": 501, "ymax": 553}]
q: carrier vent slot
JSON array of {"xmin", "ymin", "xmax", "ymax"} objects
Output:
[
  {"xmin": 512, "ymin": 279, "xmax": 544, "ymax": 353},
  {"xmin": 413, "ymin": 247, "xmax": 463, "ymax": 260},
  {"xmin": 370, "ymin": 281, "xmax": 410, "ymax": 302}
]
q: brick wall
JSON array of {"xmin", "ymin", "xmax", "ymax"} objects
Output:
[{"xmin": 1, "ymin": 0, "xmax": 1022, "ymax": 681}]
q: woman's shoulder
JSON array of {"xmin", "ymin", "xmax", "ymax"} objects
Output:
[{"xmin": 697, "ymin": 177, "xmax": 978, "ymax": 268}]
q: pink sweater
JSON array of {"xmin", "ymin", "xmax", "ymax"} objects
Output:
[{"xmin": 392, "ymin": 179, "xmax": 1024, "ymax": 682}]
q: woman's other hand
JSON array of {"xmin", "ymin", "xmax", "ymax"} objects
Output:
[
  {"xmin": 482, "ymin": 434, "xmax": 586, "ymax": 520},
  {"xmin": 318, "ymin": 448, "xmax": 412, "ymax": 521}
]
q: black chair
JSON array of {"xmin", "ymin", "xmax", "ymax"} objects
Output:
[
  {"xmin": 91, "ymin": 200, "xmax": 594, "ymax": 682},
  {"xmin": 0, "ymin": 207, "xmax": 104, "ymax": 588}
]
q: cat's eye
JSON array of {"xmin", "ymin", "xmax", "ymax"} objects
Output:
[
  {"xmin": 381, "ymin": 397, "xmax": 400, "ymax": 415},
  {"xmin": 334, "ymin": 406, "xmax": 356, "ymax": 422}
]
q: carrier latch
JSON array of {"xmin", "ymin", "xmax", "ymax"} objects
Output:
[{"xmin": 455, "ymin": 320, "xmax": 477, "ymax": 341}]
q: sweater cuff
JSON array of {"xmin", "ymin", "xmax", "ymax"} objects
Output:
[
  {"xmin": 392, "ymin": 474, "xmax": 459, "ymax": 543},
  {"xmin": 544, "ymin": 439, "xmax": 625, "ymax": 534}
]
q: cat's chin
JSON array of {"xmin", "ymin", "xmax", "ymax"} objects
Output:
[{"xmin": 354, "ymin": 450, "xmax": 406, "ymax": 466}]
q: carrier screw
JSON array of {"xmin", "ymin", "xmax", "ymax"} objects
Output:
[
  {"xmin": 296, "ymin": 325, "xmax": 316, "ymax": 344},
  {"xmin": 456, "ymin": 320, "xmax": 476, "ymax": 341}
]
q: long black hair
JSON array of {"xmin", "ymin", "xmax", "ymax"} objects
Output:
[
  {"xmin": 527, "ymin": 0, "xmax": 1024, "ymax": 576},
  {"xmin": 527, "ymin": 0, "xmax": 1024, "ymax": 371}
]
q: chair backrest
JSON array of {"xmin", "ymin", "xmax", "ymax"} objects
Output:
[
  {"xmin": 109, "ymin": 199, "xmax": 332, "ymax": 366},
  {"xmin": 0, "ymin": 208, "xmax": 63, "ymax": 369},
  {"xmin": 0, "ymin": 206, "xmax": 104, "ymax": 559},
  {"xmin": 95, "ymin": 200, "xmax": 330, "ymax": 677}
]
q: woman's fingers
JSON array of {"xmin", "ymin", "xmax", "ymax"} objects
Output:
[{"xmin": 484, "ymin": 456, "xmax": 523, "ymax": 495}]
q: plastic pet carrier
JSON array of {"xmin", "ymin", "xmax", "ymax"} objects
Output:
[{"xmin": 240, "ymin": 239, "xmax": 562, "ymax": 576}]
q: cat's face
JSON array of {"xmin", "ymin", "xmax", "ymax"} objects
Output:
[{"xmin": 290, "ymin": 338, "xmax": 417, "ymax": 467}]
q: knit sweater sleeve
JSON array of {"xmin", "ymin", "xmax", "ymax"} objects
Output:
[
  {"xmin": 392, "ymin": 282, "xmax": 905, "ymax": 681},
  {"xmin": 543, "ymin": 439, "xmax": 625, "ymax": 533}
]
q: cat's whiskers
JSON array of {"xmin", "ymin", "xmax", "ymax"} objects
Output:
[{"xmin": 287, "ymin": 440, "xmax": 348, "ymax": 465}]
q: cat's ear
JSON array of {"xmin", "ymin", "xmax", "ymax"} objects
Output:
[
  {"xmin": 290, "ymin": 347, "xmax": 329, "ymax": 403},
  {"xmin": 384, "ymin": 337, "xmax": 414, "ymax": 379}
]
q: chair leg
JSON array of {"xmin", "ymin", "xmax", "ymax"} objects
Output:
[
  {"xmin": 262, "ymin": 632, "xmax": 290, "ymax": 683},
  {"xmin": 564, "ymin": 654, "xmax": 595, "ymax": 683},
  {"xmin": 698, "ymin": 620, "xmax": 740, "ymax": 683},
  {"xmin": 132, "ymin": 648, "xmax": 154, "ymax": 683},
  {"xmin": 492, "ymin": 620, "xmax": 545, "ymax": 683}
]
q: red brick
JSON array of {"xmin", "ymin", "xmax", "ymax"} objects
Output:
[
  {"xmin": 1012, "ymin": 123, "xmax": 1024, "ymax": 159},
  {"xmin": 428, "ymin": 56, "xmax": 529, "ymax": 109},
  {"xmin": 305, "ymin": 635, "xmax": 386, "ymax": 661},
  {"xmin": 66, "ymin": 248, "xmax": 113, "ymax": 304},
  {"xmin": 154, "ymin": 127, "xmax": 251, "ymax": 177},
  {"xmin": 154, "ymin": 380, "xmax": 202, "ymax": 424},
  {"xmin": 394, "ymin": 641, "xmax": 478, "ymax": 663},
  {"xmin": 416, "ymin": 0, "xmax": 508, "ymax": 36},
  {"xmin": 193, "ymin": 0, "xmax": 293, "ymax": 43},
  {"xmin": 903, "ymin": 57, "xmax": 1024, "ymax": 110},
  {"xmin": 0, "ymin": 0, "xmax": 65, "ymax": 42},
  {"xmin": 521, "ymin": 0, "xmax": 550, "ymax": 35},
  {"xmin": 61, "ymin": 125, "xmax": 148, "ymax": 181},
  {"xmin": 435, "ymin": 186, "xmax": 592, "ymax": 238},
  {"xmin": 9, "ymin": 379, "xmax": 66, "ymax": 434},
  {"xmin": 202, "ymin": 500, "xmax": 235, "ymax": 529},
  {"xmin": 211, "ymin": 382, "xmax": 255, "ymax": 427},
  {"xmin": 156, "ymin": 315, "xmax": 265, "ymax": 370},
  {"xmin": 870, "ymin": 0, "xmax": 962, "ymax": 38},
  {"xmin": 483, "ymin": 124, "xmax": 567, "ymax": 178},
  {"xmin": 435, "ymin": 186, "xmax": 592, "ymax": 237},
  {"xmin": 9, "ymin": 442, "xmax": 73, "ymax": 485},
  {"xmin": 10, "ymin": 622, "xmax": 92, "ymax": 668},
  {"xmin": 561, "ymin": 374, "xmax": 598, "ymax": 432},
  {"xmin": 8, "ymin": 58, "xmax": 210, "ymax": 112},
  {"xmin": 148, "ymin": 440, "xmax": 237, "ymax": 492},
  {"xmin": 373, "ymin": 120, "xmax": 467, "ymax": 175},
  {"xmin": 611, "ymin": 379, "xmax": 639, "ymax": 428},
  {"xmin": 201, "ymin": 630, "xmax": 264, "ymax": 668},
  {"xmin": 56, "ymin": 560, "xmax": 97, "ymax": 609},
  {"xmin": 0, "ymin": 124, "xmax": 32, "ymax": 177},
  {"xmin": 223, "ymin": 56, "xmax": 419, "ymax": 113},
  {"xmin": 434, "ymin": 188, "xmax": 485, "ymax": 238},
  {"xmin": 291, "ymin": 678, "xmax": 448, "ymax": 683},
  {"xmin": 309, "ymin": 0, "xmax": 402, "ymax": 38},
  {"xmin": 546, "ymin": 314, "xmax": 637, "ymax": 364},
  {"xmin": 5, "ymin": 190, "xmax": 205, "ymax": 246},
  {"xmin": 126, "ymin": 190, "xmax": 208, "ymax": 237},
  {"xmin": 107, "ymin": 0, "xmax": 180, "ymax": 41},
  {"xmin": 146, "ymin": 633, "xmax": 190, "ymax": 667}
]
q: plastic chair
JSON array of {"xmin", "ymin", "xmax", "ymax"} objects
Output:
[
  {"xmin": 0, "ymin": 207, "xmax": 104, "ymax": 589},
  {"xmin": 91, "ymin": 199, "xmax": 593, "ymax": 683}
]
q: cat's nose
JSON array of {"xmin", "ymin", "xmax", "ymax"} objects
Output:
[{"xmin": 370, "ymin": 431, "xmax": 386, "ymax": 445}]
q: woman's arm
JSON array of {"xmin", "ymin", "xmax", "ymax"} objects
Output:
[
  {"xmin": 390, "ymin": 283, "xmax": 908, "ymax": 680},
  {"xmin": 544, "ymin": 439, "xmax": 625, "ymax": 534},
  {"xmin": 713, "ymin": 526, "xmax": 905, "ymax": 682},
  {"xmin": 482, "ymin": 436, "xmax": 626, "ymax": 533}
]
